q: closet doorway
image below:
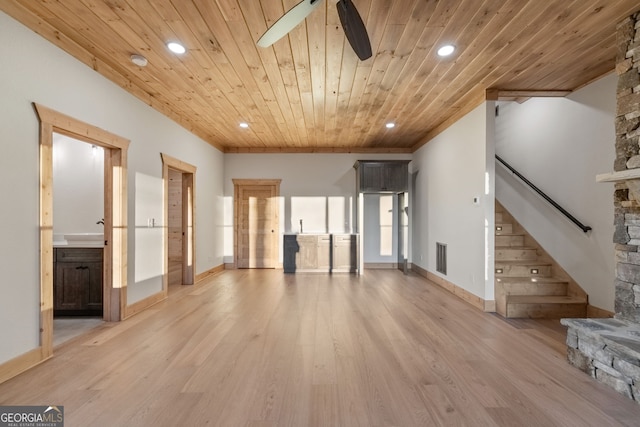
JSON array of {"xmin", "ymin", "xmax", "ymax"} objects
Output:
[
  {"xmin": 161, "ymin": 154, "xmax": 196, "ymax": 292},
  {"xmin": 233, "ymin": 179, "xmax": 281, "ymax": 269}
]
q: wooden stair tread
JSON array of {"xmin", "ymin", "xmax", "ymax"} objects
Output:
[
  {"xmin": 495, "ymin": 260, "xmax": 551, "ymax": 267},
  {"xmin": 507, "ymin": 295, "xmax": 586, "ymax": 304},
  {"xmin": 497, "ymin": 277, "xmax": 566, "ymax": 284},
  {"xmin": 494, "ymin": 201, "xmax": 588, "ymax": 319}
]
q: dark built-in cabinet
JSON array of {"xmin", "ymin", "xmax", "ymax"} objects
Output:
[
  {"xmin": 54, "ymin": 248, "xmax": 103, "ymax": 316},
  {"xmin": 354, "ymin": 160, "xmax": 410, "ymax": 193},
  {"xmin": 283, "ymin": 234, "xmax": 359, "ymax": 274}
]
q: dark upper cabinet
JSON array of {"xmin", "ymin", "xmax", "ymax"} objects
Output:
[{"xmin": 354, "ymin": 160, "xmax": 410, "ymax": 193}]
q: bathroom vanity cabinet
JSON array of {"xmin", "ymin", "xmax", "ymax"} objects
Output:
[{"xmin": 54, "ymin": 247, "xmax": 103, "ymax": 315}]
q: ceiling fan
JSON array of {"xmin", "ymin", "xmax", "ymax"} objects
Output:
[{"xmin": 257, "ymin": 0, "xmax": 372, "ymax": 60}]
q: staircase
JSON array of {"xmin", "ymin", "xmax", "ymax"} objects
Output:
[{"xmin": 495, "ymin": 202, "xmax": 588, "ymax": 318}]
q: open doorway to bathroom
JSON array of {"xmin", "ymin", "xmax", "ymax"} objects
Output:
[
  {"xmin": 36, "ymin": 103, "xmax": 129, "ymax": 361},
  {"xmin": 52, "ymin": 133, "xmax": 105, "ymax": 346}
]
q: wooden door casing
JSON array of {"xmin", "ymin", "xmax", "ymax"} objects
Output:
[{"xmin": 161, "ymin": 153, "xmax": 196, "ymax": 293}]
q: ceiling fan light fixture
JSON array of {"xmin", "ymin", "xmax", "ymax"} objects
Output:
[
  {"xmin": 167, "ymin": 42, "xmax": 186, "ymax": 54},
  {"xmin": 437, "ymin": 44, "xmax": 455, "ymax": 57},
  {"xmin": 130, "ymin": 54, "xmax": 148, "ymax": 67},
  {"xmin": 336, "ymin": 0, "xmax": 372, "ymax": 60},
  {"xmin": 257, "ymin": 0, "xmax": 371, "ymax": 61}
]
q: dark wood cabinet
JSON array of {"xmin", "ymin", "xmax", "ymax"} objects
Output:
[
  {"xmin": 283, "ymin": 235, "xmax": 299, "ymax": 273},
  {"xmin": 54, "ymin": 248, "xmax": 103, "ymax": 316},
  {"xmin": 354, "ymin": 160, "xmax": 410, "ymax": 193}
]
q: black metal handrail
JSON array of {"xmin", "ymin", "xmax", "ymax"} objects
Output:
[{"xmin": 495, "ymin": 155, "xmax": 592, "ymax": 233}]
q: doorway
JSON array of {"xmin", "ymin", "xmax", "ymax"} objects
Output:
[
  {"xmin": 36, "ymin": 103, "xmax": 129, "ymax": 360},
  {"xmin": 52, "ymin": 133, "xmax": 105, "ymax": 345},
  {"xmin": 161, "ymin": 154, "xmax": 196, "ymax": 293},
  {"xmin": 233, "ymin": 179, "xmax": 281, "ymax": 268}
]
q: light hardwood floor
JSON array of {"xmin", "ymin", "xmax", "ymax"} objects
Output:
[
  {"xmin": 2, "ymin": 270, "xmax": 639, "ymax": 426},
  {"xmin": 53, "ymin": 317, "xmax": 104, "ymax": 347}
]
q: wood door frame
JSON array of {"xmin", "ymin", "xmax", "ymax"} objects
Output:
[
  {"xmin": 161, "ymin": 154, "xmax": 196, "ymax": 292},
  {"xmin": 35, "ymin": 103, "xmax": 129, "ymax": 362},
  {"xmin": 397, "ymin": 192, "xmax": 409, "ymax": 274},
  {"xmin": 232, "ymin": 179, "xmax": 281, "ymax": 269}
]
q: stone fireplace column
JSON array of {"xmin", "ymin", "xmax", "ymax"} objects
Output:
[
  {"xmin": 612, "ymin": 12, "xmax": 640, "ymax": 322},
  {"xmin": 561, "ymin": 11, "xmax": 640, "ymax": 404}
]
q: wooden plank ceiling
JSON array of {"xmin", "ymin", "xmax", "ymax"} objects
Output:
[{"xmin": 2, "ymin": 0, "xmax": 638, "ymax": 152}]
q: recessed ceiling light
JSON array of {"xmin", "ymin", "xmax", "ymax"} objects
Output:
[
  {"xmin": 130, "ymin": 54, "xmax": 148, "ymax": 67},
  {"xmin": 239, "ymin": 122, "xmax": 249, "ymax": 128},
  {"xmin": 385, "ymin": 122, "xmax": 395, "ymax": 129},
  {"xmin": 167, "ymin": 42, "xmax": 186, "ymax": 54},
  {"xmin": 437, "ymin": 44, "xmax": 455, "ymax": 57}
]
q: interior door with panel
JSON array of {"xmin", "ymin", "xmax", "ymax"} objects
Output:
[{"xmin": 234, "ymin": 179, "xmax": 281, "ymax": 269}]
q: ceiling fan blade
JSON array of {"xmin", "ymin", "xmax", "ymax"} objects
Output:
[
  {"xmin": 257, "ymin": 0, "xmax": 325, "ymax": 48},
  {"xmin": 336, "ymin": 0, "xmax": 372, "ymax": 60}
]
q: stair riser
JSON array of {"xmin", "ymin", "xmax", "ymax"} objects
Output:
[
  {"xmin": 505, "ymin": 303, "xmax": 587, "ymax": 319},
  {"xmin": 496, "ymin": 248, "xmax": 538, "ymax": 261},
  {"xmin": 495, "ymin": 235, "xmax": 525, "ymax": 246},
  {"xmin": 495, "ymin": 202, "xmax": 588, "ymax": 321},
  {"xmin": 494, "ymin": 264, "xmax": 552, "ymax": 277},
  {"xmin": 498, "ymin": 281, "xmax": 568, "ymax": 296},
  {"xmin": 495, "ymin": 223, "xmax": 513, "ymax": 234}
]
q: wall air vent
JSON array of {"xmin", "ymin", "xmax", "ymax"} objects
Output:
[{"xmin": 436, "ymin": 242, "xmax": 447, "ymax": 275}]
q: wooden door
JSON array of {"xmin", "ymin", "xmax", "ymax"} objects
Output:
[
  {"xmin": 234, "ymin": 179, "xmax": 281, "ymax": 269},
  {"xmin": 168, "ymin": 168, "xmax": 183, "ymax": 286},
  {"xmin": 162, "ymin": 154, "xmax": 196, "ymax": 292}
]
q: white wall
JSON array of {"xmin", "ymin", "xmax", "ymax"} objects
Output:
[
  {"xmin": 0, "ymin": 11, "xmax": 224, "ymax": 364},
  {"xmin": 495, "ymin": 73, "xmax": 616, "ymax": 310},
  {"xmin": 363, "ymin": 193, "xmax": 399, "ymax": 263},
  {"xmin": 412, "ymin": 103, "xmax": 495, "ymax": 300},
  {"xmin": 223, "ymin": 153, "xmax": 412, "ymax": 264},
  {"xmin": 53, "ymin": 134, "xmax": 104, "ymax": 236}
]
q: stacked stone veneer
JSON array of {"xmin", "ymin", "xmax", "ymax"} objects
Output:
[
  {"xmin": 614, "ymin": 12, "xmax": 640, "ymax": 323},
  {"xmin": 561, "ymin": 11, "xmax": 640, "ymax": 404},
  {"xmin": 562, "ymin": 318, "xmax": 640, "ymax": 401}
]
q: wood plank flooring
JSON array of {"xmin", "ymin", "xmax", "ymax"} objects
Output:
[{"xmin": 2, "ymin": 269, "xmax": 639, "ymax": 426}]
